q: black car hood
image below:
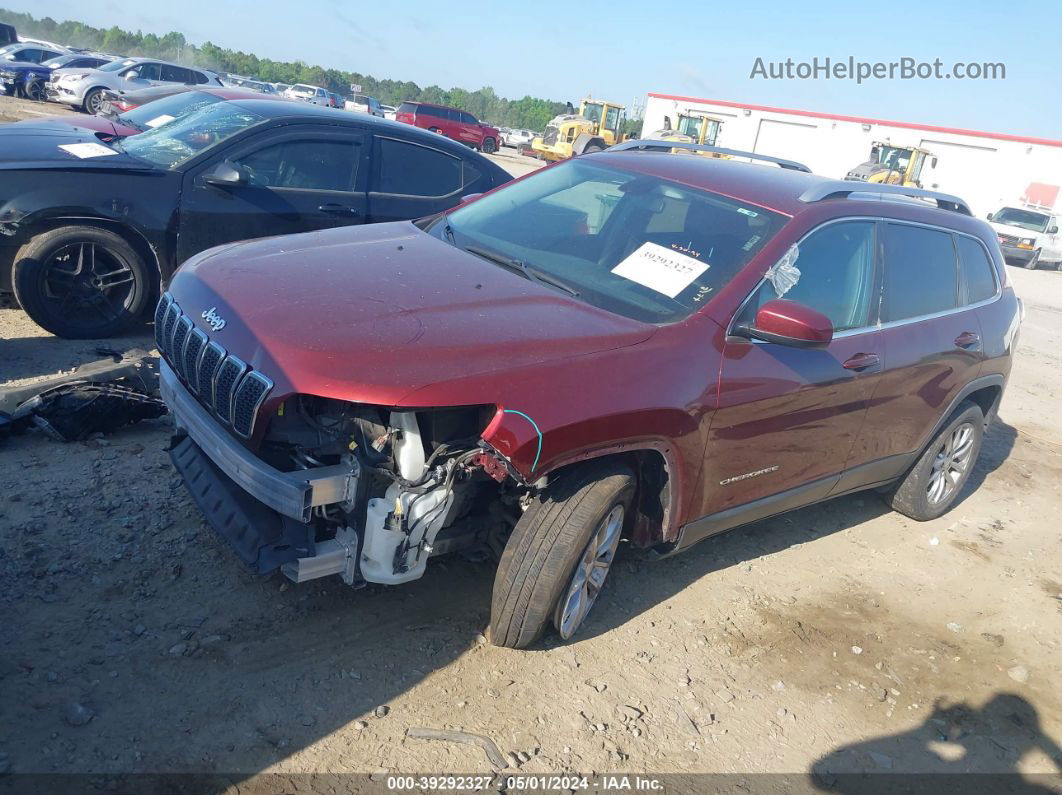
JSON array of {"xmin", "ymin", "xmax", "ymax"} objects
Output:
[{"xmin": 0, "ymin": 128, "xmax": 152, "ymax": 170}]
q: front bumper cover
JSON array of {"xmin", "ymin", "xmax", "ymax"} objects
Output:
[
  {"xmin": 161, "ymin": 360, "xmax": 357, "ymax": 522},
  {"xmin": 1000, "ymin": 244, "xmax": 1036, "ymax": 264}
]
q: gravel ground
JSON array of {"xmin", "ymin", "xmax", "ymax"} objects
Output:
[{"xmin": 1, "ymin": 94, "xmax": 1060, "ymax": 788}]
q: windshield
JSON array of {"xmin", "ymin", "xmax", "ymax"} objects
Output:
[
  {"xmin": 118, "ymin": 90, "xmax": 221, "ymax": 132},
  {"xmin": 290, "ymin": 84, "xmax": 315, "ymax": 96},
  {"xmin": 993, "ymin": 207, "xmax": 1049, "ymax": 232},
  {"xmin": 119, "ymin": 101, "xmax": 264, "ymax": 168},
  {"xmin": 874, "ymin": 145, "xmax": 912, "ymax": 172},
  {"xmin": 99, "ymin": 58, "xmax": 137, "ymax": 73},
  {"xmin": 439, "ymin": 159, "xmax": 785, "ymax": 323},
  {"xmin": 42, "ymin": 55, "xmax": 73, "ymax": 68},
  {"xmin": 582, "ymin": 102, "xmax": 603, "ymax": 124}
]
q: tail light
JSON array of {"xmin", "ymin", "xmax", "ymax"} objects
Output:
[
  {"xmin": 114, "ymin": 100, "xmax": 136, "ymax": 112},
  {"xmin": 396, "ymin": 112, "xmax": 413, "ymax": 124}
]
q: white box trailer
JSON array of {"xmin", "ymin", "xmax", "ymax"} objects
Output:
[{"xmin": 642, "ymin": 93, "xmax": 1062, "ymax": 218}]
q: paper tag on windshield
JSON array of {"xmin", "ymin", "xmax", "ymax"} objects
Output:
[
  {"xmin": 144, "ymin": 114, "xmax": 175, "ymax": 129},
  {"xmin": 611, "ymin": 241, "xmax": 709, "ymax": 298},
  {"xmin": 58, "ymin": 142, "xmax": 118, "ymax": 159}
]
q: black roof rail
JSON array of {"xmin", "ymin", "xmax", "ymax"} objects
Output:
[
  {"xmin": 799, "ymin": 181, "xmax": 972, "ymax": 216},
  {"xmin": 608, "ymin": 140, "xmax": 812, "ymax": 173}
]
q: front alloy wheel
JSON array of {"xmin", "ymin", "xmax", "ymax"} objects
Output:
[{"xmin": 555, "ymin": 504, "xmax": 624, "ymax": 639}]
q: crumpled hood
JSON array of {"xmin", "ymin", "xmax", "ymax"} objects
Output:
[
  {"xmin": 989, "ymin": 221, "xmax": 1043, "ymax": 240},
  {"xmin": 168, "ymin": 222, "xmax": 656, "ymax": 406}
]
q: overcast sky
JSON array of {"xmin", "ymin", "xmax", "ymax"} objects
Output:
[{"xmin": 8, "ymin": 0, "xmax": 1058, "ymax": 138}]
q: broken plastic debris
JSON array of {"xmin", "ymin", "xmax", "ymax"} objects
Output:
[
  {"xmin": 11, "ymin": 382, "xmax": 167, "ymax": 442},
  {"xmin": 765, "ymin": 244, "xmax": 801, "ymax": 297}
]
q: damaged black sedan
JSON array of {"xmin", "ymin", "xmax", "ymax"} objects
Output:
[{"xmin": 0, "ymin": 99, "xmax": 509, "ymax": 338}]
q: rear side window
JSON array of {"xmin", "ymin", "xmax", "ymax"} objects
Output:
[
  {"xmin": 376, "ymin": 138, "xmax": 461, "ymax": 196},
  {"xmin": 882, "ymin": 223, "xmax": 958, "ymax": 322},
  {"xmin": 193, "ymin": 71, "xmax": 211, "ymax": 85},
  {"xmin": 956, "ymin": 235, "xmax": 997, "ymax": 304},
  {"xmin": 740, "ymin": 221, "xmax": 877, "ymax": 332},
  {"xmin": 160, "ymin": 64, "xmax": 191, "ymax": 83}
]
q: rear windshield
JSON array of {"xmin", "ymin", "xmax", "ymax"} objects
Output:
[
  {"xmin": 440, "ymin": 158, "xmax": 786, "ymax": 323},
  {"xmin": 397, "ymin": 102, "xmax": 418, "ymax": 114}
]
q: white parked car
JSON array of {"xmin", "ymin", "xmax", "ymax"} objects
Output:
[
  {"xmin": 348, "ymin": 93, "xmax": 384, "ymax": 117},
  {"xmin": 284, "ymin": 83, "xmax": 330, "ymax": 105},
  {"xmin": 379, "ymin": 103, "xmax": 397, "ymax": 120},
  {"xmin": 503, "ymin": 128, "xmax": 536, "ymax": 148},
  {"xmin": 988, "ymin": 205, "xmax": 1062, "ymax": 270}
]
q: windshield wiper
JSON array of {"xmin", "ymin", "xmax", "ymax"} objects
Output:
[{"xmin": 464, "ymin": 245, "xmax": 580, "ymax": 298}]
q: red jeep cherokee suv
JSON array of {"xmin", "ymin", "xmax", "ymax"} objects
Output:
[
  {"xmin": 395, "ymin": 101, "xmax": 500, "ymax": 154},
  {"xmin": 157, "ymin": 143, "xmax": 1020, "ymax": 648}
]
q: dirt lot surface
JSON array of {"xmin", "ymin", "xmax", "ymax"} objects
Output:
[{"xmin": 2, "ymin": 96, "xmax": 1060, "ymax": 789}]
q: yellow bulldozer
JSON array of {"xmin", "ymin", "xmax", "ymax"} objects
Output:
[
  {"xmin": 845, "ymin": 142, "xmax": 938, "ymax": 188},
  {"xmin": 531, "ymin": 98, "xmax": 626, "ymax": 162}
]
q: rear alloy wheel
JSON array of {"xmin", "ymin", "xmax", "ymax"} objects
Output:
[
  {"xmin": 490, "ymin": 460, "xmax": 634, "ymax": 648},
  {"xmin": 22, "ymin": 77, "xmax": 45, "ymax": 101},
  {"xmin": 12, "ymin": 226, "xmax": 152, "ymax": 339},
  {"xmin": 82, "ymin": 87, "xmax": 105, "ymax": 115},
  {"xmin": 885, "ymin": 401, "xmax": 985, "ymax": 521},
  {"xmin": 482, "ymin": 137, "xmax": 497, "ymax": 154},
  {"xmin": 1024, "ymin": 250, "xmax": 1041, "ymax": 270}
]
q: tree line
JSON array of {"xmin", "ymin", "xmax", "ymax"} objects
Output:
[{"xmin": 0, "ymin": 8, "xmax": 587, "ymax": 131}]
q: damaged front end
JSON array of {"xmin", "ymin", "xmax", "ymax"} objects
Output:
[{"xmin": 163, "ymin": 362, "xmax": 523, "ymax": 588}]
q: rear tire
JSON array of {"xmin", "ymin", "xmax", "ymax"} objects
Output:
[
  {"xmin": 490, "ymin": 460, "xmax": 634, "ymax": 649},
  {"xmin": 1024, "ymin": 250, "xmax": 1041, "ymax": 270},
  {"xmin": 12, "ymin": 226, "xmax": 153, "ymax": 339},
  {"xmin": 885, "ymin": 401, "xmax": 985, "ymax": 521}
]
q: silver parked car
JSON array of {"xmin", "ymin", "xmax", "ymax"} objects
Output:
[
  {"xmin": 283, "ymin": 83, "xmax": 330, "ymax": 105},
  {"xmin": 47, "ymin": 56, "xmax": 222, "ymax": 114}
]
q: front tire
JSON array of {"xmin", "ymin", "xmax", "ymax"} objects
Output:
[
  {"xmin": 12, "ymin": 226, "xmax": 153, "ymax": 339},
  {"xmin": 885, "ymin": 401, "xmax": 985, "ymax": 521},
  {"xmin": 490, "ymin": 460, "xmax": 634, "ymax": 649},
  {"xmin": 82, "ymin": 87, "xmax": 105, "ymax": 115},
  {"xmin": 482, "ymin": 137, "xmax": 497, "ymax": 154}
]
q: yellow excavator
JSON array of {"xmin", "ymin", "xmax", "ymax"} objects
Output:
[
  {"xmin": 531, "ymin": 98, "xmax": 626, "ymax": 162},
  {"xmin": 845, "ymin": 142, "xmax": 937, "ymax": 188}
]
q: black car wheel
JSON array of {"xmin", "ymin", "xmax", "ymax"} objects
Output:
[
  {"xmin": 22, "ymin": 77, "xmax": 45, "ymax": 101},
  {"xmin": 490, "ymin": 460, "xmax": 634, "ymax": 648},
  {"xmin": 885, "ymin": 401, "xmax": 985, "ymax": 521},
  {"xmin": 82, "ymin": 87, "xmax": 105, "ymax": 115},
  {"xmin": 482, "ymin": 137, "xmax": 497, "ymax": 154},
  {"xmin": 12, "ymin": 226, "xmax": 153, "ymax": 339}
]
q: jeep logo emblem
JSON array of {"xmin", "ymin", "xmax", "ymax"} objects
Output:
[{"xmin": 201, "ymin": 307, "xmax": 227, "ymax": 332}]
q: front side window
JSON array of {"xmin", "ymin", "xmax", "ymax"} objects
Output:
[
  {"xmin": 119, "ymin": 102, "xmax": 265, "ymax": 169},
  {"xmin": 236, "ymin": 140, "xmax": 358, "ymax": 191},
  {"xmin": 956, "ymin": 235, "xmax": 998, "ymax": 304},
  {"xmin": 882, "ymin": 223, "xmax": 958, "ymax": 322},
  {"xmin": 127, "ymin": 62, "xmax": 161, "ymax": 80},
  {"xmin": 738, "ymin": 221, "xmax": 877, "ymax": 332},
  {"xmin": 440, "ymin": 159, "xmax": 785, "ymax": 323},
  {"xmin": 376, "ymin": 138, "xmax": 461, "ymax": 196}
]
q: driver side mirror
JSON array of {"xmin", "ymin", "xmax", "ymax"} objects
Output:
[
  {"xmin": 734, "ymin": 299, "xmax": 833, "ymax": 349},
  {"xmin": 1050, "ymin": 225, "xmax": 1059, "ymax": 235},
  {"xmin": 986, "ymin": 212, "xmax": 994, "ymax": 221},
  {"xmin": 202, "ymin": 159, "xmax": 248, "ymax": 187}
]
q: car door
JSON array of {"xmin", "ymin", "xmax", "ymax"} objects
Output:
[
  {"xmin": 851, "ymin": 221, "xmax": 983, "ymax": 478},
  {"xmin": 691, "ymin": 219, "xmax": 884, "ymax": 533},
  {"xmin": 366, "ymin": 135, "xmax": 473, "ymax": 223},
  {"xmin": 458, "ymin": 111, "xmax": 481, "ymax": 145},
  {"xmin": 175, "ymin": 126, "xmax": 369, "ymax": 265}
]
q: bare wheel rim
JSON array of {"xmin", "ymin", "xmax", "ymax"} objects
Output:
[
  {"xmin": 40, "ymin": 241, "xmax": 136, "ymax": 329},
  {"xmin": 555, "ymin": 503, "xmax": 624, "ymax": 640},
  {"xmin": 927, "ymin": 422, "xmax": 976, "ymax": 505}
]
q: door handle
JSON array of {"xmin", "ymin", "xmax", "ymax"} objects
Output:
[
  {"xmin": 842, "ymin": 353, "xmax": 881, "ymax": 371},
  {"xmin": 318, "ymin": 203, "xmax": 359, "ymax": 216},
  {"xmin": 954, "ymin": 331, "xmax": 981, "ymax": 349}
]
